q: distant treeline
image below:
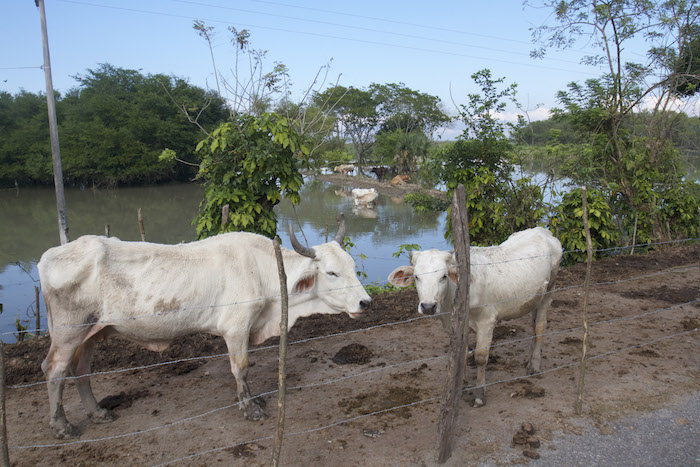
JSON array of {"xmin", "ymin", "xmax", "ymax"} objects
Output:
[
  {"xmin": 512, "ymin": 111, "xmax": 700, "ymax": 153},
  {"xmin": 0, "ymin": 64, "xmax": 228, "ymax": 188}
]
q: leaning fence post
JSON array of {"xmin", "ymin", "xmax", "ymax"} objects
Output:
[
  {"xmin": 271, "ymin": 237, "xmax": 289, "ymax": 467},
  {"xmin": 137, "ymin": 208, "xmax": 146, "ymax": 241},
  {"xmin": 436, "ymin": 184, "xmax": 470, "ymax": 463},
  {"xmin": 0, "ymin": 343, "xmax": 10, "ymax": 466},
  {"xmin": 575, "ymin": 186, "xmax": 594, "ymax": 415},
  {"xmin": 35, "ymin": 286, "xmax": 41, "ymax": 336}
]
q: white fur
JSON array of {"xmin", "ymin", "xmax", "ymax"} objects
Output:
[
  {"xmin": 388, "ymin": 227, "xmax": 562, "ymax": 406},
  {"xmin": 38, "ymin": 231, "xmax": 371, "ymax": 437}
]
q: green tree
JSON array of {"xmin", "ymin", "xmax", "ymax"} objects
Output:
[
  {"xmin": 171, "ymin": 22, "xmax": 312, "ymax": 239},
  {"xmin": 531, "ymin": 0, "xmax": 700, "ymax": 243},
  {"xmin": 0, "ymin": 91, "xmax": 53, "ymax": 185},
  {"xmin": 0, "ymin": 65, "xmax": 228, "ymax": 188},
  {"xmin": 180, "ymin": 113, "xmax": 307, "ymax": 239},
  {"xmin": 370, "ymin": 82, "xmax": 451, "ymax": 138},
  {"xmin": 426, "ymin": 69, "xmax": 550, "ymax": 245},
  {"xmin": 313, "ymin": 85, "xmax": 380, "ymax": 171}
]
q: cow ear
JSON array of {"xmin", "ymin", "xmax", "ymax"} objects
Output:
[
  {"xmin": 388, "ymin": 266, "xmax": 415, "ymax": 287},
  {"xmin": 448, "ymin": 268, "xmax": 458, "ymax": 284},
  {"xmin": 292, "ymin": 273, "xmax": 316, "ymax": 294}
]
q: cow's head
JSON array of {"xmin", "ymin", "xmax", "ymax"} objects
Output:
[
  {"xmin": 289, "ymin": 214, "xmax": 371, "ymax": 318},
  {"xmin": 387, "ymin": 250, "xmax": 457, "ymax": 316}
]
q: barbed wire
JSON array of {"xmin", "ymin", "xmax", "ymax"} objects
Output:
[
  {"xmin": 12, "ymin": 354, "xmax": 446, "ymax": 450},
  {"xmin": 9, "ymin": 301, "xmax": 697, "ymax": 452},
  {"xmin": 5, "ymin": 253, "xmax": 696, "ymax": 341},
  {"xmin": 8, "ymin": 267, "xmax": 697, "ymax": 389},
  {"xmin": 153, "ymin": 327, "xmax": 699, "ymax": 466},
  {"xmin": 12, "ymin": 300, "xmax": 700, "ymax": 454}
]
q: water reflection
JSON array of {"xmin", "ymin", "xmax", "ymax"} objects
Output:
[{"xmin": 0, "ymin": 178, "xmax": 450, "ymax": 341}]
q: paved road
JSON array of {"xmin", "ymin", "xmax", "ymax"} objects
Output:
[{"xmin": 527, "ymin": 393, "xmax": 699, "ymax": 467}]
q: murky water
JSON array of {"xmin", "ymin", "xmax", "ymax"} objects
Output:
[{"xmin": 0, "ymin": 179, "xmax": 450, "ymax": 341}]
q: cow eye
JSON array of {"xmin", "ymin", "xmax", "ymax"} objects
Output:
[
  {"xmin": 327, "ymin": 271, "xmax": 338, "ymax": 277},
  {"xmin": 441, "ymin": 274, "xmax": 448, "ymax": 281}
]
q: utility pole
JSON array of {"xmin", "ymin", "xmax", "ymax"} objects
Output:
[{"xmin": 36, "ymin": 0, "xmax": 69, "ymax": 245}]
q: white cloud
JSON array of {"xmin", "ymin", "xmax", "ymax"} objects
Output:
[
  {"xmin": 635, "ymin": 94, "xmax": 700, "ymax": 117},
  {"xmin": 494, "ymin": 107, "xmax": 553, "ymax": 123}
]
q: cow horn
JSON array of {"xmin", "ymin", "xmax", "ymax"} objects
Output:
[
  {"xmin": 333, "ymin": 213, "xmax": 346, "ymax": 246},
  {"xmin": 288, "ymin": 222, "xmax": 316, "ymax": 259}
]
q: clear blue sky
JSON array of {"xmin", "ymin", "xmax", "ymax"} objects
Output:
[{"xmin": 2, "ymin": 0, "xmax": 688, "ymax": 138}]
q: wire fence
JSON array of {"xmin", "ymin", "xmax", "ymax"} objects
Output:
[
  {"xmin": 2, "ymin": 237, "xmax": 698, "ymax": 340},
  {"xmin": 6, "ymin": 263, "xmax": 698, "ymax": 389},
  {"xmin": 1, "ymin": 236, "xmax": 698, "ymax": 464}
]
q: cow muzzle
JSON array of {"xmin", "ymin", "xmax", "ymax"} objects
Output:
[
  {"xmin": 419, "ymin": 302, "xmax": 437, "ymax": 315},
  {"xmin": 348, "ymin": 298, "xmax": 372, "ymax": 319}
]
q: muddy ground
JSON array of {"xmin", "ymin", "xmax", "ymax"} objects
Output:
[{"xmin": 4, "ymin": 238, "xmax": 698, "ymax": 466}]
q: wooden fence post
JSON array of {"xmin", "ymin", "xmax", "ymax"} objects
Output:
[
  {"xmin": 271, "ymin": 237, "xmax": 289, "ymax": 467},
  {"xmin": 0, "ymin": 343, "xmax": 10, "ymax": 466},
  {"xmin": 221, "ymin": 204, "xmax": 230, "ymax": 228},
  {"xmin": 105, "ymin": 224, "xmax": 110, "ymax": 238},
  {"xmin": 35, "ymin": 286, "xmax": 41, "ymax": 336},
  {"xmin": 575, "ymin": 186, "xmax": 593, "ymax": 415},
  {"xmin": 436, "ymin": 184, "xmax": 470, "ymax": 463},
  {"xmin": 137, "ymin": 209, "xmax": 146, "ymax": 241}
]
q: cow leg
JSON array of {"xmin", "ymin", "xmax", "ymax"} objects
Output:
[
  {"xmin": 72, "ymin": 338, "xmax": 116, "ymax": 424},
  {"xmin": 527, "ymin": 295, "xmax": 551, "ymax": 375},
  {"xmin": 42, "ymin": 343, "xmax": 81, "ymax": 439},
  {"xmin": 472, "ymin": 320, "xmax": 496, "ymax": 408},
  {"xmin": 223, "ymin": 335, "xmax": 267, "ymax": 421}
]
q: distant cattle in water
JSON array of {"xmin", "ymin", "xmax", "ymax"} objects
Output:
[
  {"xmin": 388, "ymin": 227, "xmax": 562, "ymax": 407},
  {"xmin": 370, "ymin": 167, "xmax": 388, "ymax": 180},
  {"xmin": 391, "ymin": 174, "xmax": 411, "ymax": 186},
  {"xmin": 37, "ymin": 215, "xmax": 371, "ymax": 439},
  {"xmin": 351, "ymin": 188, "xmax": 379, "ymax": 207},
  {"xmin": 334, "ymin": 164, "xmax": 355, "ymax": 176}
]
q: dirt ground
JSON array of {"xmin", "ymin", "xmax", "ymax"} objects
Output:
[{"xmin": 3, "ymin": 238, "xmax": 698, "ymax": 466}]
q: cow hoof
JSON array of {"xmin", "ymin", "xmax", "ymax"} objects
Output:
[
  {"xmin": 243, "ymin": 403, "xmax": 267, "ymax": 421},
  {"xmin": 526, "ymin": 364, "xmax": 540, "ymax": 376},
  {"xmin": 89, "ymin": 408, "xmax": 117, "ymax": 424},
  {"xmin": 54, "ymin": 423, "xmax": 80, "ymax": 440},
  {"xmin": 472, "ymin": 388, "xmax": 486, "ymax": 408}
]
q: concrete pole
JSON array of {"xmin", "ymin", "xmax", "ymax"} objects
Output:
[{"xmin": 37, "ymin": 0, "xmax": 69, "ymax": 245}]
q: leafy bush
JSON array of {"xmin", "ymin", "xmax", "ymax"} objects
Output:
[
  {"xmin": 404, "ymin": 192, "xmax": 450, "ymax": 213},
  {"xmin": 656, "ymin": 180, "xmax": 700, "ymax": 240},
  {"xmin": 169, "ymin": 112, "xmax": 307, "ymax": 239},
  {"xmin": 551, "ymin": 188, "xmax": 618, "ymax": 265}
]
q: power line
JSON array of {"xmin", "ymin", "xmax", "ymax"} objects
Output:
[
  {"xmin": 249, "ymin": 0, "xmax": 536, "ymax": 47},
  {"xmin": 56, "ymin": 0, "xmax": 599, "ymax": 77},
  {"xmin": 166, "ymin": 0, "xmax": 585, "ymax": 67}
]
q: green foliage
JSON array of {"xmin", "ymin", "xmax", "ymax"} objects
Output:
[
  {"xmin": 0, "ymin": 64, "xmax": 228, "ymax": 187},
  {"xmin": 529, "ymin": 0, "xmax": 700, "ymax": 249},
  {"xmin": 314, "ymin": 148, "xmax": 353, "ymax": 170},
  {"xmin": 404, "ymin": 192, "xmax": 450, "ymax": 213},
  {"xmin": 312, "ymin": 85, "xmax": 380, "ymax": 168},
  {"xmin": 551, "ymin": 188, "xmax": 618, "ymax": 265},
  {"xmin": 369, "ymin": 82, "xmax": 451, "ymax": 138},
  {"xmin": 340, "ymin": 236, "xmax": 368, "ymax": 280},
  {"xmin": 392, "ymin": 243, "xmax": 421, "ymax": 259},
  {"xmin": 183, "ymin": 112, "xmax": 307, "ymax": 239},
  {"xmin": 364, "ymin": 281, "xmax": 397, "ymax": 295},
  {"xmin": 445, "ymin": 167, "xmax": 549, "ymax": 246},
  {"xmin": 656, "ymin": 180, "xmax": 700, "ymax": 240}
]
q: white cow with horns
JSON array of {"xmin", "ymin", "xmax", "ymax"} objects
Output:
[
  {"xmin": 388, "ymin": 227, "xmax": 562, "ymax": 407},
  {"xmin": 37, "ymin": 215, "xmax": 371, "ymax": 439}
]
